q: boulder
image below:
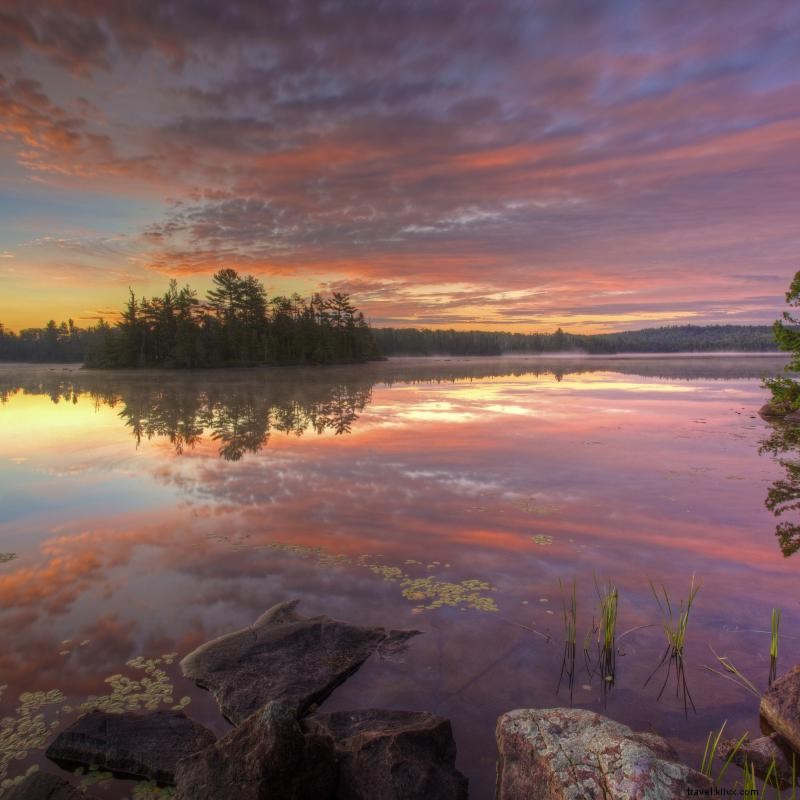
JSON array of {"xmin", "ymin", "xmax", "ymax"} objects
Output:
[
  {"xmin": 304, "ymin": 709, "xmax": 468, "ymax": 800},
  {"xmin": 1, "ymin": 770, "xmax": 93, "ymax": 799},
  {"xmin": 761, "ymin": 665, "xmax": 800, "ymax": 752},
  {"xmin": 760, "ymin": 402, "xmax": 788, "ymax": 419},
  {"xmin": 495, "ymin": 708, "xmax": 711, "ymax": 800},
  {"xmin": 174, "ymin": 701, "xmax": 337, "ymax": 800},
  {"xmin": 45, "ymin": 709, "xmax": 216, "ymax": 784},
  {"xmin": 719, "ymin": 733, "xmax": 798, "ymax": 788},
  {"xmin": 180, "ymin": 599, "xmax": 419, "ymax": 724}
]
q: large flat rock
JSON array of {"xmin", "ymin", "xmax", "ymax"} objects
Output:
[
  {"xmin": 762, "ymin": 665, "xmax": 800, "ymax": 752},
  {"xmin": 180, "ymin": 599, "xmax": 419, "ymax": 724},
  {"xmin": 305, "ymin": 708, "xmax": 468, "ymax": 800},
  {"xmin": 45, "ymin": 709, "xmax": 216, "ymax": 784},
  {"xmin": 2, "ymin": 771, "xmax": 93, "ymax": 799},
  {"xmin": 495, "ymin": 708, "xmax": 711, "ymax": 800},
  {"xmin": 174, "ymin": 701, "xmax": 337, "ymax": 800}
]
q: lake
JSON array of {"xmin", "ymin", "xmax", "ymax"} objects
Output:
[{"xmin": 0, "ymin": 355, "xmax": 798, "ymax": 798}]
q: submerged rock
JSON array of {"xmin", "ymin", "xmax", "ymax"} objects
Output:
[
  {"xmin": 305, "ymin": 708, "xmax": 468, "ymax": 800},
  {"xmin": 45, "ymin": 709, "xmax": 216, "ymax": 784},
  {"xmin": 495, "ymin": 708, "xmax": 711, "ymax": 800},
  {"xmin": 761, "ymin": 665, "xmax": 800, "ymax": 752},
  {"xmin": 719, "ymin": 733, "xmax": 798, "ymax": 787},
  {"xmin": 2, "ymin": 771, "xmax": 92, "ymax": 799},
  {"xmin": 180, "ymin": 599, "xmax": 419, "ymax": 724},
  {"xmin": 174, "ymin": 701, "xmax": 337, "ymax": 800}
]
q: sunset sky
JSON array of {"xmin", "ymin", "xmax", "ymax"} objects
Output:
[{"xmin": 1, "ymin": 0, "xmax": 799, "ymax": 332}]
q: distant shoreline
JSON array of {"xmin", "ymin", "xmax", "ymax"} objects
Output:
[{"xmin": 0, "ymin": 350, "xmax": 789, "ymax": 373}]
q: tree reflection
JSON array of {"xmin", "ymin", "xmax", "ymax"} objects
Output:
[
  {"xmin": 108, "ymin": 380, "xmax": 373, "ymax": 461},
  {"xmin": 760, "ymin": 422, "xmax": 800, "ymax": 557}
]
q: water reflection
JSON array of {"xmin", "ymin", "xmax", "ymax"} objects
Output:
[
  {"xmin": 0, "ymin": 355, "xmax": 787, "ymax": 462},
  {"xmin": 0, "ymin": 355, "xmax": 796, "ymax": 797},
  {"xmin": 760, "ymin": 421, "xmax": 800, "ymax": 557}
]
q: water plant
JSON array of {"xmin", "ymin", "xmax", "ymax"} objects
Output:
[
  {"xmin": 699, "ymin": 721, "xmax": 746, "ymax": 784},
  {"xmin": 702, "ymin": 646, "xmax": 761, "ymax": 699},
  {"xmin": 650, "ymin": 573, "xmax": 700, "ymax": 659},
  {"xmin": 646, "ymin": 575, "xmax": 700, "ymax": 712},
  {"xmin": 771, "ymin": 607, "xmax": 781, "ymax": 685},
  {"xmin": 557, "ymin": 578, "xmax": 577, "ymax": 704},
  {"xmin": 594, "ymin": 576, "xmax": 618, "ymax": 685}
]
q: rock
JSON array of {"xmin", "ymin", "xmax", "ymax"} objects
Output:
[
  {"xmin": 180, "ymin": 600, "xmax": 419, "ymax": 724},
  {"xmin": 45, "ymin": 709, "xmax": 216, "ymax": 784},
  {"xmin": 174, "ymin": 701, "xmax": 337, "ymax": 800},
  {"xmin": 784, "ymin": 411, "xmax": 800, "ymax": 425},
  {"xmin": 761, "ymin": 665, "xmax": 800, "ymax": 752},
  {"xmin": 760, "ymin": 402, "xmax": 788, "ymax": 418},
  {"xmin": 719, "ymin": 733, "xmax": 798, "ymax": 787},
  {"xmin": 495, "ymin": 708, "xmax": 711, "ymax": 800},
  {"xmin": 1, "ymin": 770, "xmax": 93, "ymax": 799},
  {"xmin": 304, "ymin": 708, "xmax": 468, "ymax": 800}
]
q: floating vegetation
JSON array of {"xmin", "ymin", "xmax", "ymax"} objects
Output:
[
  {"xmin": 0, "ymin": 653, "xmax": 188, "ymax": 790},
  {"xmin": 771, "ymin": 607, "xmax": 781, "ymax": 685},
  {"xmin": 75, "ymin": 655, "xmax": 188, "ymax": 715},
  {"xmin": 133, "ymin": 782, "xmax": 176, "ymax": 799},
  {"xmin": 0, "ymin": 554, "xmax": 15, "ymax": 565},
  {"xmin": 254, "ymin": 541, "xmax": 499, "ymax": 613},
  {"xmin": 0, "ymin": 764, "xmax": 39, "ymax": 795},
  {"xmin": 0, "ymin": 689, "xmax": 65, "ymax": 789},
  {"xmin": 531, "ymin": 535, "xmax": 554, "ymax": 546},
  {"xmin": 399, "ymin": 576, "xmax": 497, "ymax": 612},
  {"xmin": 75, "ymin": 764, "xmax": 113, "ymax": 789}
]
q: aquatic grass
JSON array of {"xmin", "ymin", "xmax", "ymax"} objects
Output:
[
  {"xmin": 594, "ymin": 576, "xmax": 618, "ymax": 685},
  {"xmin": 771, "ymin": 607, "xmax": 781, "ymax": 685},
  {"xmin": 649, "ymin": 574, "xmax": 700, "ymax": 659},
  {"xmin": 559, "ymin": 578, "xmax": 577, "ymax": 647},
  {"xmin": 557, "ymin": 578, "xmax": 577, "ymax": 705},
  {"xmin": 702, "ymin": 646, "xmax": 761, "ymax": 699},
  {"xmin": 699, "ymin": 721, "xmax": 747, "ymax": 784},
  {"xmin": 645, "ymin": 575, "xmax": 699, "ymax": 714}
]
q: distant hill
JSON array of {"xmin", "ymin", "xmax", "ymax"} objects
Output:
[{"xmin": 373, "ymin": 324, "xmax": 779, "ymax": 356}]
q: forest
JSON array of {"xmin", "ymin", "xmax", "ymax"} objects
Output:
[
  {"xmin": 373, "ymin": 324, "xmax": 778, "ymax": 356},
  {"xmin": 0, "ymin": 284, "xmax": 779, "ymax": 366},
  {"xmin": 0, "ymin": 270, "xmax": 379, "ymax": 367}
]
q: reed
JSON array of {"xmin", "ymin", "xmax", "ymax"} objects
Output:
[
  {"xmin": 594, "ymin": 576, "xmax": 618, "ymax": 684},
  {"xmin": 650, "ymin": 574, "xmax": 700, "ymax": 659},
  {"xmin": 559, "ymin": 577, "xmax": 577, "ymax": 647},
  {"xmin": 770, "ymin": 607, "xmax": 781, "ymax": 685},
  {"xmin": 557, "ymin": 578, "xmax": 577, "ymax": 705},
  {"xmin": 699, "ymin": 722, "xmax": 747, "ymax": 784}
]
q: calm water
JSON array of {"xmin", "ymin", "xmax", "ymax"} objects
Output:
[{"xmin": 0, "ymin": 356, "xmax": 798, "ymax": 798}]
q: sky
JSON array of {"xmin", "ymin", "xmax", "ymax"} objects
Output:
[{"xmin": 0, "ymin": 0, "xmax": 799, "ymax": 333}]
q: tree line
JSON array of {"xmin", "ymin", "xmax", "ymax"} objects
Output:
[
  {"xmin": 1, "ymin": 270, "xmax": 379, "ymax": 367},
  {"xmin": 1, "ymin": 292, "xmax": 780, "ymax": 366},
  {"xmin": 373, "ymin": 324, "xmax": 778, "ymax": 356}
]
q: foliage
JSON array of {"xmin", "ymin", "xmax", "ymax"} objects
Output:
[
  {"xmin": 650, "ymin": 574, "xmax": 700, "ymax": 658},
  {"xmin": 374, "ymin": 324, "xmax": 778, "ymax": 356},
  {"xmin": 764, "ymin": 270, "xmax": 800, "ymax": 409},
  {"xmin": 0, "ymin": 318, "xmax": 102, "ymax": 363},
  {"xmin": 0, "ymin": 272, "xmax": 378, "ymax": 368}
]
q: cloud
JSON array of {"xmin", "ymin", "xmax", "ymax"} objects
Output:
[{"xmin": 1, "ymin": 0, "xmax": 800, "ymax": 328}]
